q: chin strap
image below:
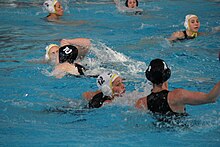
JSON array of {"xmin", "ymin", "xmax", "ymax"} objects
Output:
[{"xmin": 191, "ymin": 32, "xmax": 198, "ymax": 38}]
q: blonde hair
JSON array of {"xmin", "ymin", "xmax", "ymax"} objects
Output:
[
  {"xmin": 44, "ymin": 44, "xmax": 59, "ymax": 61},
  {"xmin": 184, "ymin": 14, "xmax": 198, "ymax": 30}
]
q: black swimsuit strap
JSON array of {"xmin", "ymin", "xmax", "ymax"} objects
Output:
[
  {"xmin": 182, "ymin": 30, "xmax": 196, "ymax": 40},
  {"xmin": 182, "ymin": 30, "xmax": 188, "ymax": 39},
  {"xmin": 75, "ymin": 63, "xmax": 86, "ymax": 75},
  {"xmin": 88, "ymin": 92, "xmax": 112, "ymax": 108}
]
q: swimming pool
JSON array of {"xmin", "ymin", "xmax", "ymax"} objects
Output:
[{"xmin": 0, "ymin": 0, "xmax": 220, "ymax": 146}]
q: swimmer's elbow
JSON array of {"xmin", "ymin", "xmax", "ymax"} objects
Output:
[{"xmin": 135, "ymin": 98, "xmax": 147, "ymax": 110}]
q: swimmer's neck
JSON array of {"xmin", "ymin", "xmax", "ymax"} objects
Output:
[
  {"xmin": 152, "ymin": 82, "xmax": 168, "ymax": 93},
  {"xmin": 186, "ymin": 29, "xmax": 198, "ymax": 37},
  {"xmin": 47, "ymin": 13, "xmax": 60, "ymax": 20}
]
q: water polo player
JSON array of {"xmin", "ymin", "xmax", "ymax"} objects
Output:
[
  {"xmin": 135, "ymin": 58, "xmax": 220, "ymax": 116},
  {"xmin": 168, "ymin": 14, "xmax": 201, "ymax": 41},
  {"xmin": 51, "ymin": 45, "xmax": 86, "ymax": 78},
  {"xmin": 44, "ymin": 38, "xmax": 91, "ymax": 65},
  {"xmin": 114, "ymin": 0, "xmax": 143, "ymax": 15},
  {"xmin": 43, "ymin": 0, "xmax": 64, "ymax": 21},
  {"xmin": 83, "ymin": 72, "xmax": 126, "ymax": 108}
]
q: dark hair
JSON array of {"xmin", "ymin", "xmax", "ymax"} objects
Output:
[
  {"xmin": 59, "ymin": 45, "xmax": 78, "ymax": 64},
  {"xmin": 145, "ymin": 59, "xmax": 171, "ymax": 85},
  {"xmin": 125, "ymin": 0, "xmax": 139, "ymax": 7}
]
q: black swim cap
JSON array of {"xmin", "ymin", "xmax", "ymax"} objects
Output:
[
  {"xmin": 145, "ymin": 59, "xmax": 171, "ymax": 85},
  {"xmin": 125, "ymin": 0, "xmax": 138, "ymax": 7},
  {"xmin": 59, "ymin": 45, "xmax": 78, "ymax": 64}
]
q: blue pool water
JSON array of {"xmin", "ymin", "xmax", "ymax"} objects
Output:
[{"xmin": 0, "ymin": 0, "xmax": 220, "ymax": 146}]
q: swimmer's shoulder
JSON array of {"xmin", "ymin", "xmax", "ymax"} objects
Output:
[{"xmin": 83, "ymin": 90, "xmax": 101, "ymax": 101}]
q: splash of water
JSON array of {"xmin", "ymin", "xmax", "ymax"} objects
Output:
[{"xmin": 82, "ymin": 41, "xmax": 147, "ymax": 80}]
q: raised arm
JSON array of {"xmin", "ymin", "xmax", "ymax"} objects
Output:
[
  {"xmin": 174, "ymin": 81, "xmax": 220, "ymax": 105},
  {"xmin": 60, "ymin": 38, "xmax": 91, "ymax": 48}
]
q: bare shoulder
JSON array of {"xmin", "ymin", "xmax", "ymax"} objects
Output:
[
  {"xmin": 55, "ymin": 62, "xmax": 69, "ymax": 70},
  {"xmin": 83, "ymin": 90, "xmax": 101, "ymax": 101},
  {"xmin": 169, "ymin": 88, "xmax": 185, "ymax": 104}
]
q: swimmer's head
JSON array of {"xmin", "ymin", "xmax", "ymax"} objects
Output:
[
  {"xmin": 43, "ymin": 0, "xmax": 58, "ymax": 13},
  {"xmin": 96, "ymin": 72, "xmax": 119, "ymax": 97},
  {"xmin": 45, "ymin": 44, "xmax": 59, "ymax": 61},
  {"xmin": 145, "ymin": 59, "xmax": 171, "ymax": 85},
  {"xmin": 125, "ymin": 0, "xmax": 138, "ymax": 8},
  {"xmin": 59, "ymin": 45, "xmax": 78, "ymax": 64},
  {"xmin": 184, "ymin": 14, "xmax": 199, "ymax": 30}
]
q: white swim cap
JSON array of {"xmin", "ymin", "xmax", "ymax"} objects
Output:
[
  {"xmin": 184, "ymin": 14, "xmax": 198, "ymax": 30},
  {"xmin": 43, "ymin": 0, "xmax": 58, "ymax": 13},
  {"xmin": 96, "ymin": 72, "xmax": 119, "ymax": 96},
  {"xmin": 45, "ymin": 44, "xmax": 59, "ymax": 60}
]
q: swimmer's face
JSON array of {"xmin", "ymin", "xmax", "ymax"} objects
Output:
[
  {"xmin": 54, "ymin": 2, "xmax": 63, "ymax": 16},
  {"xmin": 112, "ymin": 77, "xmax": 126, "ymax": 97},
  {"xmin": 127, "ymin": 0, "xmax": 137, "ymax": 8},
  {"xmin": 48, "ymin": 46, "xmax": 59, "ymax": 64},
  {"xmin": 188, "ymin": 17, "xmax": 200, "ymax": 32}
]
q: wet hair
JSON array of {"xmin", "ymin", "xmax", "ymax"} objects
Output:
[
  {"xmin": 59, "ymin": 45, "xmax": 78, "ymax": 64},
  {"xmin": 145, "ymin": 59, "xmax": 171, "ymax": 85},
  {"xmin": 125, "ymin": 0, "xmax": 138, "ymax": 7}
]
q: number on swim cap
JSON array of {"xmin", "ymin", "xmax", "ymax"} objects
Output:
[
  {"xmin": 97, "ymin": 76, "xmax": 105, "ymax": 86},
  {"xmin": 63, "ymin": 47, "xmax": 72, "ymax": 54}
]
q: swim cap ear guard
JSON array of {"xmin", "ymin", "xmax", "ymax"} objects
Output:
[
  {"xmin": 125, "ymin": 0, "xmax": 139, "ymax": 7},
  {"xmin": 59, "ymin": 45, "xmax": 78, "ymax": 64},
  {"xmin": 96, "ymin": 72, "xmax": 119, "ymax": 97},
  {"xmin": 145, "ymin": 59, "xmax": 171, "ymax": 85},
  {"xmin": 43, "ymin": 0, "xmax": 57, "ymax": 13}
]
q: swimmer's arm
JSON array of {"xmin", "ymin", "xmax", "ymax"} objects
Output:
[
  {"xmin": 60, "ymin": 38, "xmax": 91, "ymax": 48},
  {"xmin": 211, "ymin": 26, "xmax": 220, "ymax": 34},
  {"xmin": 27, "ymin": 59, "xmax": 48, "ymax": 64},
  {"xmin": 47, "ymin": 18, "xmax": 86, "ymax": 26},
  {"xmin": 51, "ymin": 68, "xmax": 66, "ymax": 79},
  {"xmin": 175, "ymin": 81, "xmax": 220, "ymax": 105},
  {"xmin": 167, "ymin": 31, "xmax": 184, "ymax": 41},
  {"xmin": 135, "ymin": 96, "xmax": 148, "ymax": 110},
  {"xmin": 83, "ymin": 90, "xmax": 101, "ymax": 101},
  {"xmin": 51, "ymin": 64, "xmax": 67, "ymax": 79}
]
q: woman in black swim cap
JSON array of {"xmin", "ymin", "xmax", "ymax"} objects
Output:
[
  {"xmin": 44, "ymin": 38, "xmax": 91, "ymax": 65},
  {"xmin": 136, "ymin": 58, "xmax": 220, "ymax": 116},
  {"xmin": 51, "ymin": 45, "xmax": 87, "ymax": 78},
  {"xmin": 114, "ymin": 0, "xmax": 143, "ymax": 15},
  {"xmin": 59, "ymin": 45, "xmax": 78, "ymax": 64},
  {"xmin": 125, "ymin": 0, "xmax": 138, "ymax": 8}
]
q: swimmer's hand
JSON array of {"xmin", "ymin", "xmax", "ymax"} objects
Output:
[{"xmin": 168, "ymin": 31, "xmax": 184, "ymax": 41}]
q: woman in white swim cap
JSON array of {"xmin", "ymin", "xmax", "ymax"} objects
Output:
[
  {"xmin": 168, "ymin": 14, "xmax": 201, "ymax": 42},
  {"xmin": 83, "ymin": 72, "xmax": 126, "ymax": 108},
  {"xmin": 43, "ymin": 0, "xmax": 63, "ymax": 21}
]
